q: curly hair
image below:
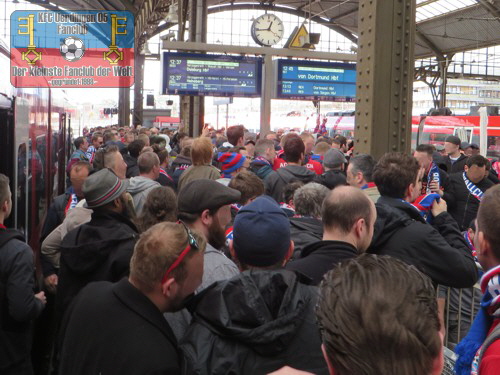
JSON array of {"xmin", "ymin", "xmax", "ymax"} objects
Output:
[{"xmin": 136, "ymin": 186, "xmax": 177, "ymax": 233}]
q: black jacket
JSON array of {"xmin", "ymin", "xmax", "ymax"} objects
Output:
[
  {"xmin": 180, "ymin": 270, "xmax": 328, "ymax": 375},
  {"xmin": 314, "ymin": 169, "xmax": 347, "ymax": 190},
  {"xmin": 123, "ymin": 154, "xmax": 139, "ymax": 178},
  {"xmin": 56, "ymin": 211, "xmax": 138, "ymax": 318},
  {"xmin": 289, "ymin": 217, "xmax": 323, "ymax": 259},
  {"xmin": 447, "ymin": 174, "xmax": 494, "ymax": 231},
  {"xmin": 59, "ymin": 279, "xmax": 181, "ymax": 375},
  {"xmin": 265, "ymin": 165, "xmax": 316, "ymax": 202},
  {"xmin": 0, "ymin": 229, "xmax": 44, "ymax": 375},
  {"xmin": 169, "ymin": 154, "xmax": 192, "ymax": 187},
  {"xmin": 443, "ymin": 154, "xmax": 468, "ymax": 174},
  {"xmin": 368, "ymin": 196, "xmax": 477, "ymax": 288},
  {"xmin": 286, "ymin": 240, "xmax": 358, "ymax": 286}
]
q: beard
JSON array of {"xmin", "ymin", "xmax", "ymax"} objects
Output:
[
  {"xmin": 207, "ymin": 215, "xmax": 226, "ymax": 250},
  {"xmin": 168, "ymin": 292, "xmax": 194, "ymax": 313}
]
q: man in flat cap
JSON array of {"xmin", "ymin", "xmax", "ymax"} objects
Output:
[
  {"xmin": 180, "ymin": 196, "xmax": 328, "ymax": 375},
  {"xmin": 56, "ymin": 168, "xmax": 139, "ymax": 319},
  {"xmin": 165, "ymin": 179, "xmax": 241, "ymax": 339}
]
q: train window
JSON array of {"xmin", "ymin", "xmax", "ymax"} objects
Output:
[
  {"xmin": 51, "ymin": 112, "xmax": 60, "ymax": 199},
  {"xmin": 487, "ymin": 136, "xmax": 500, "ymax": 159},
  {"xmin": 25, "ymin": 136, "xmax": 47, "ymax": 240}
]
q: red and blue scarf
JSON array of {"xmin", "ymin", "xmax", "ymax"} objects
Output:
[
  {"xmin": 160, "ymin": 167, "xmax": 174, "ymax": 182},
  {"xmin": 463, "ymin": 172, "xmax": 484, "ymax": 202},
  {"xmin": 402, "ymin": 193, "xmax": 441, "ymax": 223},
  {"xmin": 426, "ymin": 162, "xmax": 441, "ymax": 194},
  {"xmin": 455, "ymin": 265, "xmax": 500, "ymax": 375},
  {"xmin": 361, "ymin": 182, "xmax": 377, "ymax": 190}
]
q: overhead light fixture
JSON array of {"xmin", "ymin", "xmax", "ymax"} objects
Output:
[
  {"xmin": 160, "ymin": 31, "xmax": 176, "ymax": 41},
  {"xmin": 165, "ymin": 3, "xmax": 179, "ymax": 23},
  {"xmin": 140, "ymin": 42, "xmax": 151, "ymax": 55}
]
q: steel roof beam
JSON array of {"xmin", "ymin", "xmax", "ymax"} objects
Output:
[{"xmin": 415, "ymin": 29, "xmax": 445, "ymax": 61}]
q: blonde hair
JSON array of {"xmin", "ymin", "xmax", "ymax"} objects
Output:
[
  {"xmin": 191, "ymin": 137, "xmax": 214, "ymax": 166},
  {"xmin": 130, "ymin": 222, "xmax": 206, "ymax": 292}
]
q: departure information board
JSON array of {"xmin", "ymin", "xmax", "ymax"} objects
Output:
[
  {"xmin": 162, "ymin": 52, "xmax": 262, "ymax": 97},
  {"xmin": 276, "ymin": 60, "xmax": 356, "ymax": 101}
]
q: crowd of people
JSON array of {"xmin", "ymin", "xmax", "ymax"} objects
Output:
[{"xmin": 1, "ymin": 122, "xmax": 500, "ymax": 375}]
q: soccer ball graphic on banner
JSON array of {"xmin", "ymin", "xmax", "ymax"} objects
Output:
[{"xmin": 60, "ymin": 37, "xmax": 85, "ymax": 62}]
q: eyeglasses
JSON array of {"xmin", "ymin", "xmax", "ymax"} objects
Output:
[{"xmin": 160, "ymin": 221, "xmax": 198, "ymax": 284}]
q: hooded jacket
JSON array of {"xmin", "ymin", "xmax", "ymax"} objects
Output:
[
  {"xmin": 180, "ymin": 269, "xmax": 328, "ymax": 375},
  {"xmin": 286, "ymin": 240, "xmax": 358, "ymax": 286},
  {"xmin": 127, "ymin": 176, "xmax": 160, "ymax": 215},
  {"xmin": 249, "ymin": 160, "xmax": 275, "ymax": 181},
  {"xmin": 368, "ymin": 196, "xmax": 478, "ymax": 288},
  {"xmin": 0, "ymin": 229, "xmax": 45, "ymax": 374},
  {"xmin": 314, "ymin": 169, "xmax": 347, "ymax": 190},
  {"xmin": 56, "ymin": 211, "xmax": 138, "ymax": 319},
  {"xmin": 286, "ymin": 240, "xmax": 358, "ymax": 285},
  {"xmin": 265, "ymin": 165, "xmax": 316, "ymax": 202},
  {"xmin": 447, "ymin": 174, "xmax": 494, "ymax": 231},
  {"xmin": 289, "ymin": 217, "xmax": 323, "ymax": 259}
]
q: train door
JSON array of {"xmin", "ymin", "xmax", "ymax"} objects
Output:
[
  {"xmin": 0, "ymin": 96, "xmax": 14, "ymax": 227},
  {"xmin": 13, "ymin": 96, "xmax": 30, "ymax": 234},
  {"xmin": 57, "ymin": 113, "xmax": 67, "ymax": 195}
]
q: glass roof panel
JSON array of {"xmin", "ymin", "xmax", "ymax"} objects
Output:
[{"xmin": 416, "ymin": 0, "xmax": 477, "ymax": 22}]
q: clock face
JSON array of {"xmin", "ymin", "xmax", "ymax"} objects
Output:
[{"xmin": 251, "ymin": 14, "xmax": 284, "ymax": 47}]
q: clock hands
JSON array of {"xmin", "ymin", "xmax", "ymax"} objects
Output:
[{"xmin": 267, "ymin": 21, "xmax": 273, "ymax": 31}]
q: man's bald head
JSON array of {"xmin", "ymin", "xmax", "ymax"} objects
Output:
[{"xmin": 322, "ymin": 186, "xmax": 376, "ymax": 234}]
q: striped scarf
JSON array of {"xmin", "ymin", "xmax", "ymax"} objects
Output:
[
  {"xmin": 463, "ymin": 172, "xmax": 484, "ymax": 202},
  {"xmin": 427, "ymin": 162, "xmax": 441, "ymax": 194},
  {"xmin": 455, "ymin": 265, "xmax": 500, "ymax": 375}
]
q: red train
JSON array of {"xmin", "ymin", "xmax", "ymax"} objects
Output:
[{"xmin": 0, "ymin": 39, "xmax": 78, "ymax": 259}]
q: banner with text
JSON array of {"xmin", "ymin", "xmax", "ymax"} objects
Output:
[{"xmin": 10, "ymin": 10, "xmax": 134, "ymax": 88}]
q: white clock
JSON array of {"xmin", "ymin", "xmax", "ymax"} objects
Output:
[{"xmin": 251, "ymin": 14, "xmax": 284, "ymax": 47}]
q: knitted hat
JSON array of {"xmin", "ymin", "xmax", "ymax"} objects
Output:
[
  {"xmin": 218, "ymin": 152, "xmax": 246, "ymax": 178},
  {"xmin": 233, "ymin": 196, "xmax": 290, "ymax": 267}
]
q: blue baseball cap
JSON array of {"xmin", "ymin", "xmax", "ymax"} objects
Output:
[{"xmin": 233, "ymin": 196, "xmax": 291, "ymax": 267}]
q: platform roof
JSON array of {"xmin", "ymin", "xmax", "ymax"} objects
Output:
[{"xmin": 26, "ymin": 0, "xmax": 500, "ymax": 60}]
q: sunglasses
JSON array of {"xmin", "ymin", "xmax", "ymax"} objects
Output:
[{"xmin": 161, "ymin": 221, "xmax": 198, "ymax": 284}]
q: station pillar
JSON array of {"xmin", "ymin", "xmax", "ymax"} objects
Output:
[
  {"xmin": 354, "ymin": 0, "xmax": 416, "ymax": 159},
  {"xmin": 133, "ymin": 51, "xmax": 145, "ymax": 127},
  {"xmin": 260, "ymin": 54, "xmax": 273, "ymax": 136},
  {"xmin": 118, "ymin": 86, "xmax": 130, "ymax": 127},
  {"xmin": 179, "ymin": 0, "xmax": 207, "ymax": 137}
]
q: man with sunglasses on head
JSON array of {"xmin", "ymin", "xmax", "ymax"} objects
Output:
[
  {"xmin": 166, "ymin": 179, "xmax": 241, "ymax": 339},
  {"xmin": 58, "ymin": 222, "xmax": 206, "ymax": 375}
]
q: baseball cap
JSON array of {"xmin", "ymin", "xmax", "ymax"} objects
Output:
[
  {"xmin": 445, "ymin": 135, "xmax": 461, "ymax": 146},
  {"xmin": 178, "ymin": 179, "xmax": 241, "ymax": 213},
  {"xmin": 233, "ymin": 196, "xmax": 290, "ymax": 267},
  {"xmin": 323, "ymin": 149, "xmax": 347, "ymax": 168}
]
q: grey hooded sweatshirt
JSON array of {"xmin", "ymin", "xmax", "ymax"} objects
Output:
[{"xmin": 127, "ymin": 176, "xmax": 160, "ymax": 215}]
